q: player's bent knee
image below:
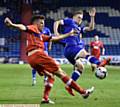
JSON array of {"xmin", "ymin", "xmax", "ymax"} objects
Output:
[
  {"xmin": 54, "ymin": 67, "xmax": 66, "ymax": 78},
  {"xmin": 75, "ymin": 58, "xmax": 84, "ymax": 71}
]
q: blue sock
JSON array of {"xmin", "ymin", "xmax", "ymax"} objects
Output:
[
  {"xmin": 32, "ymin": 68, "xmax": 36, "ymax": 80},
  {"xmin": 71, "ymin": 70, "xmax": 81, "ymax": 81},
  {"xmin": 85, "ymin": 55, "xmax": 100, "ymax": 65}
]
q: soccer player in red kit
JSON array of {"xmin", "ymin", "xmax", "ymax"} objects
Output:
[
  {"xmin": 4, "ymin": 15, "xmax": 94, "ymax": 104},
  {"xmin": 90, "ymin": 35, "xmax": 105, "ymax": 59},
  {"xmin": 90, "ymin": 35, "xmax": 105, "ymax": 71}
]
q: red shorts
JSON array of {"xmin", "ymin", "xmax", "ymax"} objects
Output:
[
  {"xmin": 91, "ymin": 52, "xmax": 100, "ymax": 59},
  {"xmin": 27, "ymin": 51, "xmax": 59, "ymax": 75}
]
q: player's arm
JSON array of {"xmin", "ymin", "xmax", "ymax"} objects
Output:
[
  {"xmin": 102, "ymin": 48, "xmax": 105, "ymax": 55},
  {"xmin": 48, "ymin": 41, "xmax": 52, "ymax": 51},
  {"xmin": 4, "ymin": 17, "xmax": 27, "ymax": 31},
  {"xmin": 100, "ymin": 41, "xmax": 105, "ymax": 55},
  {"xmin": 54, "ymin": 20, "xmax": 64, "ymax": 36},
  {"xmin": 84, "ymin": 8, "xmax": 96, "ymax": 32},
  {"xmin": 51, "ymin": 29, "xmax": 76, "ymax": 41}
]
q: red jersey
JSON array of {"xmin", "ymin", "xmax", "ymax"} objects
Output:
[
  {"xmin": 26, "ymin": 25, "xmax": 59, "ymax": 74},
  {"xmin": 90, "ymin": 41, "xmax": 104, "ymax": 58},
  {"xmin": 25, "ymin": 25, "xmax": 52, "ymax": 53}
]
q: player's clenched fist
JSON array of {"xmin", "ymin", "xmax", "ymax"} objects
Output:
[{"xmin": 4, "ymin": 17, "xmax": 13, "ymax": 27}]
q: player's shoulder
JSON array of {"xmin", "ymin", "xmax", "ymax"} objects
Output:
[
  {"xmin": 64, "ymin": 17, "xmax": 73, "ymax": 22},
  {"xmin": 65, "ymin": 17, "xmax": 73, "ymax": 20},
  {"xmin": 26, "ymin": 25, "xmax": 39, "ymax": 33},
  {"xmin": 27, "ymin": 25, "xmax": 38, "ymax": 30},
  {"xmin": 27, "ymin": 24, "xmax": 37, "ymax": 28},
  {"xmin": 63, "ymin": 18, "xmax": 75, "ymax": 26},
  {"xmin": 44, "ymin": 27, "xmax": 50, "ymax": 31},
  {"xmin": 43, "ymin": 27, "xmax": 51, "ymax": 35}
]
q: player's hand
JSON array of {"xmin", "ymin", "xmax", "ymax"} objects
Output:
[
  {"xmin": 4, "ymin": 17, "xmax": 13, "ymax": 27},
  {"xmin": 55, "ymin": 32, "xmax": 60, "ymax": 37},
  {"xmin": 89, "ymin": 8, "xmax": 96, "ymax": 17}
]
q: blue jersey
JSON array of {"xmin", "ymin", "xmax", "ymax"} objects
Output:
[
  {"xmin": 79, "ymin": 39, "xmax": 85, "ymax": 49},
  {"xmin": 41, "ymin": 27, "xmax": 51, "ymax": 51},
  {"xmin": 62, "ymin": 18, "xmax": 85, "ymax": 65},
  {"xmin": 62, "ymin": 18, "xmax": 85, "ymax": 46}
]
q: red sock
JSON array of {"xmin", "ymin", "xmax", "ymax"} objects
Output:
[
  {"xmin": 62, "ymin": 75, "xmax": 86, "ymax": 94},
  {"xmin": 43, "ymin": 77, "xmax": 54, "ymax": 100}
]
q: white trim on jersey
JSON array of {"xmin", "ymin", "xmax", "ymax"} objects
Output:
[{"xmin": 74, "ymin": 48, "xmax": 85, "ymax": 60}]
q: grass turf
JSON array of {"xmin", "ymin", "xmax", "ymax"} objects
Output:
[{"xmin": 0, "ymin": 64, "xmax": 120, "ymax": 107}]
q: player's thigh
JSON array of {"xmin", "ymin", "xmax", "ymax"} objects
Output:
[
  {"xmin": 36, "ymin": 52, "xmax": 59, "ymax": 73},
  {"xmin": 77, "ymin": 49, "xmax": 89, "ymax": 58},
  {"xmin": 75, "ymin": 58, "xmax": 84, "ymax": 71},
  {"xmin": 44, "ymin": 56, "xmax": 59, "ymax": 73},
  {"xmin": 33, "ymin": 64, "xmax": 44, "ymax": 76},
  {"xmin": 27, "ymin": 52, "xmax": 59, "ymax": 74},
  {"xmin": 54, "ymin": 67, "xmax": 67, "ymax": 78}
]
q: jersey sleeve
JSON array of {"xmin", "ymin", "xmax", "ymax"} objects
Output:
[
  {"xmin": 26, "ymin": 25, "xmax": 39, "ymax": 34},
  {"xmin": 63, "ymin": 18, "xmax": 74, "ymax": 26},
  {"xmin": 46, "ymin": 28, "xmax": 51, "ymax": 36},
  {"xmin": 63, "ymin": 18, "xmax": 78, "ymax": 30}
]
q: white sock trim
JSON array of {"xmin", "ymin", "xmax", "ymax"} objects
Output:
[
  {"xmin": 44, "ymin": 82, "xmax": 53, "ymax": 87},
  {"xmin": 87, "ymin": 56, "xmax": 93, "ymax": 61},
  {"xmin": 33, "ymin": 78, "xmax": 36, "ymax": 80},
  {"xmin": 74, "ymin": 70, "xmax": 81, "ymax": 76},
  {"xmin": 66, "ymin": 78, "xmax": 73, "ymax": 86}
]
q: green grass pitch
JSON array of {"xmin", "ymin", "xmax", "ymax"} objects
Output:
[{"xmin": 0, "ymin": 64, "xmax": 120, "ymax": 107}]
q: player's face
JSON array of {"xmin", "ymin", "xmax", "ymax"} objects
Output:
[
  {"xmin": 95, "ymin": 35, "xmax": 99, "ymax": 41},
  {"xmin": 73, "ymin": 14, "xmax": 83, "ymax": 24},
  {"xmin": 37, "ymin": 19, "xmax": 45, "ymax": 31}
]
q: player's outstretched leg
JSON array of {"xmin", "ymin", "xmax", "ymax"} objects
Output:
[
  {"xmin": 98, "ymin": 57, "xmax": 112, "ymax": 67},
  {"xmin": 65, "ymin": 70, "xmax": 83, "ymax": 96},
  {"xmin": 62, "ymin": 75, "xmax": 94, "ymax": 98},
  {"xmin": 55, "ymin": 68, "xmax": 95, "ymax": 98},
  {"xmin": 41, "ymin": 76, "xmax": 55, "ymax": 104},
  {"xmin": 85, "ymin": 55, "xmax": 111, "ymax": 67},
  {"xmin": 81, "ymin": 86, "xmax": 94, "ymax": 99},
  {"xmin": 32, "ymin": 68, "xmax": 37, "ymax": 86},
  {"xmin": 65, "ymin": 85, "xmax": 75, "ymax": 96},
  {"xmin": 65, "ymin": 59, "xmax": 84, "ymax": 96}
]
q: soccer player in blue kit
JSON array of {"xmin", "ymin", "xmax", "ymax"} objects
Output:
[{"xmin": 54, "ymin": 8, "xmax": 111, "ymax": 96}]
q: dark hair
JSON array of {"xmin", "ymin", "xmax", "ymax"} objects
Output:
[
  {"xmin": 30, "ymin": 15, "xmax": 45, "ymax": 24},
  {"xmin": 73, "ymin": 10, "xmax": 83, "ymax": 16}
]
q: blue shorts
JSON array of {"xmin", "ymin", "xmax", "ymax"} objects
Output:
[{"xmin": 64, "ymin": 45, "xmax": 83, "ymax": 65}]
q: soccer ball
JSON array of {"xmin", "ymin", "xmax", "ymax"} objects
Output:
[{"xmin": 95, "ymin": 67, "xmax": 108, "ymax": 79}]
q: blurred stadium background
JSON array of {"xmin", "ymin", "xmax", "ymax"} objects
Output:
[{"xmin": 0, "ymin": 0, "xmax": 120, "ymax": 65}]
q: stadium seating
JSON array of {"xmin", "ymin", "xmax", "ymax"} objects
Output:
[
  {"xmin": 0, "ymin": 7, "xmax": 20, "ymax": 58},
  {"xmin": 0, "ymin": 4, "xmax": 120, "ymax": 61}
]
